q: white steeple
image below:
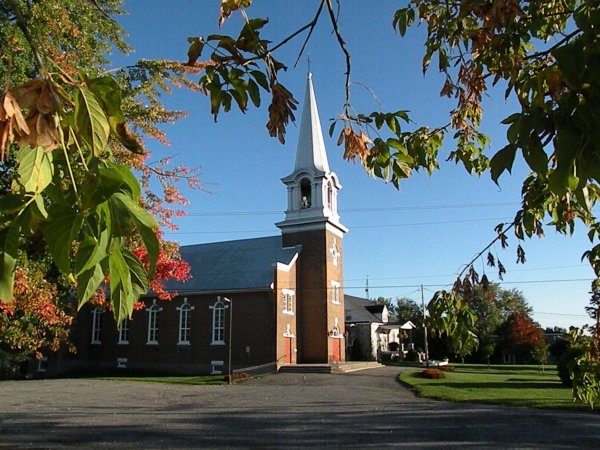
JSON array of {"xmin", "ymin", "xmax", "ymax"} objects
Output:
[
  {"xmin": 293, "ymin": 73, "xmax": 330, "ymax": 175},
  {"xmin": 276, "ymin": 73, "xmax": 347, "ymax": 236}
]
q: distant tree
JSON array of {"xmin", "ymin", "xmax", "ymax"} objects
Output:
[
  {"xmin": 496, "ymin": 288, "xmax": 533, "ymax": 320},
  {"xmin": 448, "ymin": 331, "xmax": 478, "ymax": 363},
  {"xmin": 395, "ymin": 297, "xmax": 423, "ymax": 327},
  {"xmin": 469, "ymin": 285, "xmax": 533, "ymax": 363},
  {"xmin": 496, "ymin": 312, "xmax": 547, "ymax": 363}
]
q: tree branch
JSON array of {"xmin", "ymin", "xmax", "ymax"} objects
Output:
[{"xmin": 325, "ymin": 0, "xmax": 351, "ymax": 115}]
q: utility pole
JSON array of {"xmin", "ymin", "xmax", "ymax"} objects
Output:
[
  {"xmin": 365, "ymin": 275, "xmax": 369, "ymax": 299},
  {"xmin": 421, "ymin": 285, "xmax": 429, "ymax": 367}
]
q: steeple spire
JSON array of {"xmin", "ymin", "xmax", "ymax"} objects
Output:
[
  {"xmin": 277, "ymin": 72, "xmax": 346, "ymax": 236},
  {"xmin": 293, "ymin": 72, "xmax": 330, "ymax": 174}
]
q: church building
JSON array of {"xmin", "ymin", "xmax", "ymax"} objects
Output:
[{"xmin": 60, "ymin": 73, "xmax": 348, "ymax": 376}]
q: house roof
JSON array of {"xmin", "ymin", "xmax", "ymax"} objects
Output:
[
  {"xmin": 344, "ymin": 295, "xmax": 383, "ymax": 323},
  {"xmin": 365, "ymin": 304, "xmax": 385, "ymax": 315},
  {"xmin": 162, "ymin": 235, "xmax": 300, "ymax": 294}
]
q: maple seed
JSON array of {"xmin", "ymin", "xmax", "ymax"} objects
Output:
[{"xmin": 0, "ymin": 91, "xmax": 30, "ymax": 160}]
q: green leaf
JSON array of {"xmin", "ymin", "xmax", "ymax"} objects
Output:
[
  {"xmin": 77, "ymin": 263, "xmax": 105, "ymax": 309},
  {"xmin": 250, "ymin": 70, "xmax": 269, "ymax": 90},
  {"xmin": 123, "ymin": 249, "xmax": 149, "ymax": 299},
  {"xmin": 522, "ymin": 144, "xmax": 548, "ymax": 175},
  {"xmin": 97, "ymin": 162, "xmax": 141, "ymax": 200},
  {"xmin": 111, "ymin": 192, "xmax": 159, "ymax": 275},
  {"xmin": 186, "ymin": 37, "xmax": 204, "ymax": 65},
  {"xmin": 229, "ymin": 87, "xmax": 248, "ymax": 112},
  {"xmin": 0, "ymin": 194, "xmax": 26, "ymax": 218},
  {"xmin": 553, "ymin": 40, "xmax": 585, "ymax": 90},
  {"xmin": 0, "ymin": 221, "xmax": 20, "ymax": 301},
  {"xmin": 109, "ymin": 245, "xmax": 134, "ymax": 324},
  {"xmin": 490, "ymin": 144, "xmax": 517, "ymax": 184},
  {"xmin": 328, "ymin": 120, "xmax": 337, "ymax": 138},
  {"xmin": 87, "ymin": 76, "xmax": 124, "ymax": 121},
  {"xmin": 15, "ymin": 146, "xmax": 54, "ymax": 194},
  {"xmin": 75, "ymin": 235, "xmax": 108, "ymax": 276},
  {"xmin": 247, "ymin": 78, "xmax": 261, "ymax": 107},
  {"xmin": 75, "ymin": 86, "xmax": 110, "ymax": 157},
  {"xmin": 42, "ymin": 205, "xmax": 82, "ymax": 274}
]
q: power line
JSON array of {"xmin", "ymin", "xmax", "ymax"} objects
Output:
[
  {"xmin": 342, "ymin": 278, "xmax": 593, "ymax": 290},
  {"xmin": 344, "ymin": 264, "xmax": 589, "ymax": 282},
  {"xmin": 165, "ymin": 216, "xmax": 512, "ymax": 235},
  {"xmin": 183, "ymin": 201, "xmax": 519, "ymax": 217}
]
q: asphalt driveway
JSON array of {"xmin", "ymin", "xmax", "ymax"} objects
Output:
[{"xmin": 1, "ymin": 366, "xmax": 599, "ymax": 449}]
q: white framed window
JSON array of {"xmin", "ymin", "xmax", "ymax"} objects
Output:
[
  {"xmin": 91, "ymin": 307, "xmax": 104, "ymax": 344},
  {"xmin": 177, "ymin": 298, "xmax": 195, "ymax": 345},
  {"xmin": 331, "ymin": 280, "xmax": 341, "ymax": 304},
  {"xmin": 209, "ymin": 298, "xmax": 228, "ymax": 345},
  {"xmin": 211, "ymin": 360, "xmax": 224, "ymax": 375},
  {"xmin": 117, "ymin": 358, "xmax": 128, "ymax": 369},
  {"xmin": 146, "ymin": 299, "xmax": 163, "ymax": 345},
  {"xmin": 37, "ymin": 357, "xmax": 48, "ymax": 373},
  {"xmin": 118, "ymin": 320, "xmax": 129, "ymax": 345},
  {"xmin": 282, "ymin": 289, "xmax": 295, "ymax": 315}
]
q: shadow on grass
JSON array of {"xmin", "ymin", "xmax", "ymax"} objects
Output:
[{"xmin": 440, "ymin": 381, "xmax": 564, "ymax": 390}]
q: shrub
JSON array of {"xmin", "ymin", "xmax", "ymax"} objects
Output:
[
  {"xmin": 421, "ymin": 368, "xmax": 445, "ymax": 379},
  {"xmin": 557, "ymin": 346, "xmax": 587, "ymax": 386},
  {"xmin": 405, "ymin": 348, "xmax": 420, "ymax": 362}
]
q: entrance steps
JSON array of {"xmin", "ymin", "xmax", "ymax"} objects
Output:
[{"xmin": 278, "ymin": 361, "xmax": 382, "ymax": 374}]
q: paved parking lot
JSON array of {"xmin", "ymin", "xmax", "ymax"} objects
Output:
[{"xmin": 1, "ymin": 366, "xmax": 599, "ymax": 449}]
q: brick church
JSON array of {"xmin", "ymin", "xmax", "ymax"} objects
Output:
[{"xmin": 59, "ymin": 73, "xmax": 349, "ymax": 375}]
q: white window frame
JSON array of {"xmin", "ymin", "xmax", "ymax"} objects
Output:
[
  {"xmin": 146, "ymin": 300, "xmax": 163, "ymax": 345},
  {"xmin": 282, "ymin": 289, "xmax": 295, "ymax": 315},
  {"xmin": 331, "ymin": 280, "xmax": 341, "ymax": 304},
  {"xmin": 211, "ymin": 360, "xmax": 224, "ymax": 375},
  {"xmin": 209, "ymin": 298, "xmax": 228, "ymax": 345},
  {"xmin": 118, "ymin": 320, "xmax": 129, "ymax": 345},
  {"xmin": 177, "ymin": 298, "xmax": 195, "ymax": 345},
  {"xmin": 91, "ymin": 307, "xmax": 104, "ymax": 344},
  {"xmin": 37, "ymin": 356, "xmax": 48, "ymax": 373}
]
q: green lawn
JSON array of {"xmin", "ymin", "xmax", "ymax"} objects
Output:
[{"xmin": 399, "ymin": 364, "xmax": 589, "ymax": 411}]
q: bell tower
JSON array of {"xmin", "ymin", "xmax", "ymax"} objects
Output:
[{"xmin": 276, "ymin": 73, "xmax": 348, "ymax": 364}]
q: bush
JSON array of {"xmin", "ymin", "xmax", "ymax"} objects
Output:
[
  {"xmin": 557, "ymin": 346, "xmax": 587, "ymax": 386},
  {"xmin": 421, "ymin": 368, "xmax": 445, "ymax": 379},
  {"xmin": 405, "ymin": 348, "xmax": 420, "ymax": 362}
]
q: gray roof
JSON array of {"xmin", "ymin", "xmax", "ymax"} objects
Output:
[
  {"xmin": 162, "ymin": 236, "xmax": 300, "ymax": 294},
  {"xmin": 344, "ymin": 295, "xmax": 382, "ymax": 323}
]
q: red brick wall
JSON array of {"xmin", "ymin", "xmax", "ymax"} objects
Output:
[
  {"xmin": 274, "ymin": 259, "xmax": 298, "ymax": 366},
  {"xmin": 282, "ymin": 227, "xmax": 345, "ymax": 363},
  {"xmin": 69, "ymin": 292, "xmax": 276, "ymax": 374}
]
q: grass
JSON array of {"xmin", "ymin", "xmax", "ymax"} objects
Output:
[
  {"xmin": 399, "ymin": 364, "xmax": 590, "ymax": 411},
  {"xmin": 94, "ymin": 375, "xmax": 227, "ymax": 385}
]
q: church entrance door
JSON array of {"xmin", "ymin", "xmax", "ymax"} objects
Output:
[
  {"xmin": 331, "ymin": 337, "xmax": 341, "ymax": 363},
  {"xmin": 284, "ymin": 337, "xmax": 292, "ymax": 364}
]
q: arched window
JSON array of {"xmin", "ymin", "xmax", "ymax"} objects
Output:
[
  {"xmin": 177, "ymin": 298, "xmax": 194, "ymax": 345},
  {"xmin": 146, "ymin": 300, "xmax": 162, "ymax": 345},
  {"xmin": 91, "ymin": 307, "xmax": 104, "ymax": 344},
  {"xmin": 300, "ymin": 178, "xmax": 311, "ymax": 208},
  {"xmin": 210, "ymin": 298, "xmax": 228, "ymax": 345},
  {"xmin": 327, "ymin": 181, "xmax": 333, "ymax": 208},
  {"xmin": 118, "ymin": 320, "xmax": 129, "ymax": 345}
]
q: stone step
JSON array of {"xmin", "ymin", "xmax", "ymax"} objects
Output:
[
  {"xmin": 335, "ymin": 361, "xmax": 383, "ymax": 373},
  {"xmin": 278, "ymin": 364, "xmax": 333, "ymax": 374}
]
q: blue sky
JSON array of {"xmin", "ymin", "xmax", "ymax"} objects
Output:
[{"xmin": 115, "ymin": 1, "xmax": 595, "ymax": 329}]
